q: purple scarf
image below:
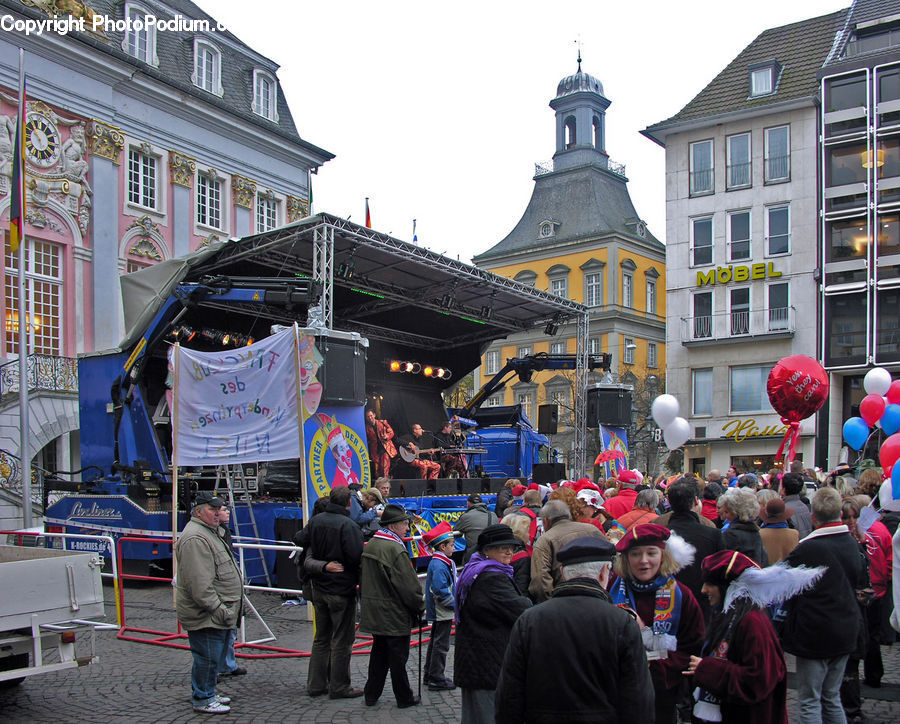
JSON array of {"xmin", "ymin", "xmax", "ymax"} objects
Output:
[{"xmin": 454, "ymin": 552, "xmax": 513, "ymax": 623}]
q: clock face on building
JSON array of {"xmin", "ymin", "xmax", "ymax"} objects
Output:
[{"xmin": 24, "ymin": 114, "xmax": 60, "ymax": 168}]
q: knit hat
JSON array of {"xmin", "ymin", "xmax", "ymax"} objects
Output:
[
  {"xmin": 422, "ymin": 521, "xmax": 459, "ymax": 549},
  {"xmin": 615, "ymin": 523, "xmax": 670, "ymax": 552},
  {"xmin": 558, "ymin": 537, "xmax": 617, "ymax": 565},
  {"xmin": 476, "ymin": 524, "xmax": 522, "ymax": 551},
  {"xmin": 467, "ymin": 493, "xmax": 483, "ymax": 504},
  {"xmin": 511, "ymin": 484, "xmax": 527, "ymax": 497},
  {"xmin": 701, "ymin": 550, "xmax": 760, "ymax": 587},
  {"xmin": 527, "ymin": 483, "xmax": 540, "ymax": 491},
  {"xmin": 617, "ymin": 469, "xmax": 640, "ymax": 486},
  {"xmin": 380, "ymin": 503, "xmax": 413, "ymax": 525}
]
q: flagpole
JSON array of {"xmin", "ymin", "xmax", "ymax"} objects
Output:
[{"xmin": 15, "ymin": 48, "xmax": 31, "ymax": 528}]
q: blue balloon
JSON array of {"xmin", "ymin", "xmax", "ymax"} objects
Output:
[
  {"xmin": 893, "ymin": 463, "xmax": 900, "ymax": 501},
  {"xmin": 843, "ymin": 416, "xmax": 870, "ymax": 450},
  {"xmin": 882, "ymin": 404, "xmax": 900, "ymax": 436}
]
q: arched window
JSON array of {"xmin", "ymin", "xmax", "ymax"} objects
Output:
[
  {"xmin": 565, "ymin": 116, "xmax": 577, "ymax": 149},
  {"xmin": 593, "ymin": 116, "xmax": 602, "ymax": 149},
  {"xmin": 192, "ymin": 39, "xmax": 224, "ymax": 97}
]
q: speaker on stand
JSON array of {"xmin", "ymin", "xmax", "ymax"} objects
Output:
[{"xmin": 537, "ymin": 404, "xmax": 559, "ymax": 435}]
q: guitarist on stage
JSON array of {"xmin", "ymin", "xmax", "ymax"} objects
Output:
[
  {"xmin": 365, "ymin": 409, "xmax": 397, "ymax": 479},
  {"xmin": 398, "ymin": 423, "xmax": 442, "ymax": 480},
  {"xmin": 433, "ymin": 420, "xmax": 467, "ymax": 478}
]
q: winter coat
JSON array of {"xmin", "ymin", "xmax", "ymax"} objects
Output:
[
  {"xmin": 663, "ymin": 510, "xmax": 724, "ymax": 621},
  {"xmin": 759, "ymin": 526, "xmax": 799, "ymax": 565},
  {"xmin": 781, "ymin": 524, "xmax": 866, "ymax": 659},
  {"xmin": 700, "ymin": 499, "xmax": 720, "ymax": 525},
  {"xmin": 602, "ymin": 488, "xmax": 638, "ymax": 520},
  {"xmin": 495, "ymin": 578, "xmax": 653, "ymax": 723},
  {"xmin": 293, "ymin": 502, "xmax": 363, "ymax": 596},
  {"xmin": 654, "ymin": 509, "xmax": 718, "ymax": 529},
  {"xmin": 454, "ymin": 570, "xmax": 531, "ymax": 690},
  {"xmin": 425, "ymin": 555, "xmax": 456, "ymax": 622},
  {"xmin": 495, "ymin": 486, "xmax": 514, "ymax": 516},
  {"xmin": 783, "ymin": 495, "xmax": 813, "ymax": 540},
  {"xmin": 359, "ymin": 534, "xmax": 424, "ymax": 636},
  {"xmin": 616, "ymin": 507, "xmax": 658, "ymax": 532},
  {"xmin": 510, "ymin": 551, "xmax": 531, "ymax": 596},
  {"xmin": 529, "ymin": 519, "xmax": 606, "ymax": 603},
  {"xmin": 175, "ymin": 517, "xmax": 243, "ymax": 631},
  {"xmin": 693, "ymin": 608, "xmax": 788, "ymax": 724},
  {"xmin": 453, "ymin": 503, "xmax": 499, "ymax": 563},
  {"xmin": 722, "ymin": 520, "xmax": 769, "ymax": 566}
]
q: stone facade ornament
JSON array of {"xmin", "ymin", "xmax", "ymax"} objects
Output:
[
  {"xmin": 21, "ymin": 1, "xmax": 106, "ymax": 38},
  {"xmin": 231, "ymin": 174, "xmax": 257, "ymax": 209},
  {"xmin": 25, "ymin": 207, "xmax": 64, "ymax": 234},
  {"xmin": 87, "ymin": 119, "xmax": 124, "ymax": 163},
  {"xmin": 129, "ymin": 238, "xmax": 162, "ymax": 261},
  {"xmin": 127, "ymin": 214, "xmax": 162, "ymax": 237},
  {"xmin": 169, "ymin": 151, "xmax": 196, "ymax": 187},
  {"xmin": 198, "ymin": 233, "xmax": 220, "ymax": 248},
  {"xmin": 286, "ymin": 194, "xmax": 309, "ymax": 223}
]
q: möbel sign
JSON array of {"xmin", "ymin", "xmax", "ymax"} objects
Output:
[{"xmin": 696, "ymin": 262, "xmax": 782, "ymax": 287}]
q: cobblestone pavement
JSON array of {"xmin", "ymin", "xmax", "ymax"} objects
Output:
[{"xmin": 1, "ymin": 580, "xmax": 899, "ymax": 722}]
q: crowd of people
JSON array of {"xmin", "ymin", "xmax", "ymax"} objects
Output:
[{"xmin": 173, "ymin": 459, "xmax": 897, "ymax": 722}]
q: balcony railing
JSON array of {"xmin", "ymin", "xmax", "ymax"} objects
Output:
[
  {"xmin": 682, "ymin": 306, "xmax": 795, "ymax": 343},
  {"xmin": 690, "ymin": 169, "xmax": 714, "ymax": 195},
  {"xmin": 727, "ymin": 162, "xmax": 751, "ymax": 188},
  {"xmin": 766, "ymin": 155, "xmax": 790, "ymax": 182},
  {"xmin": 0, "ymin": 355, "xmax": 78, "ymax": 398}
]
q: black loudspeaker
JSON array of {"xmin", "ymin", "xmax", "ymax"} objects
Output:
[
  {"xmin": 537, "ymin": 404, "xmax": 559, "ymax": 435},
  {"xmin": 586, "ymin": 386, "xmax": 633, "ymax": 427},
  {"xmin": 533, "ymin": 462, "xmax": 566, "ymax": 485},
  {"xmin": 318, "ymin": 336, "xmax": 366, "ymax": 405}
]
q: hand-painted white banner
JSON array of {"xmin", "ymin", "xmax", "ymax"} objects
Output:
[{"xmin": 171, "ymin": 327, "xmax": 299, "ymax": 465}]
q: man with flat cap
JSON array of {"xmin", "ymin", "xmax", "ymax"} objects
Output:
[
  {"xmin": 496, "ymin": 537, "xmax": 654, "ymax": 723},
  {"xmin": 359, "ymin": 503, "xmax": 425, "ymax": 708},
  {"xmin": 175, "ymin": 491, "xmax": 244, "ymax": 714}
]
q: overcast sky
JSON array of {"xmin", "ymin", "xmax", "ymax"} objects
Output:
[{"xmin": 206, "ymin": 0, "xmax": 848, "ymax": 263}]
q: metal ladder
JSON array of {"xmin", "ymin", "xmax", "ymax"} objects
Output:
[{"xmin": 215, "ymin": 465, "xmax": 272, "ymax": 587}]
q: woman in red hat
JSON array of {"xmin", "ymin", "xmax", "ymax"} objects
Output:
[
  {"xmin": 684, "ymin": 550, "xmax": 823, "ymax": 724},
  {"xmin": 610, "ymin": 523, "xmax": 705, "ymax": 724}
]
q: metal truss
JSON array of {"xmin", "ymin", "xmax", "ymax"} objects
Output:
[
  {"xmin": 574, "ymin": 311, "xmax": 590, "ymax": 476},
  {"xmin": 312, "ymin": 224, "xmax": 334, "ymax": 328}
]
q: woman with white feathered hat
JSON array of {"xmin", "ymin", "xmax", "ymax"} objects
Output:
[
  {"xmin": 610, "ymin": 523, "xmax": 704, "ymax": 724},
  {"xmin": 683, "ymin": 550, "xmax": 824, "ymax": 724}
]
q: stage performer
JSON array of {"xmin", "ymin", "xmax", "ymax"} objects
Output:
[
  {"xmin": 399, "ymin": 424, "xmax": 441, "ymax": 480},
  {"xmin": 684, "ymin": 550, "xmax": 823, "ymax": 724},
  {"xmin": 434, "ymin": 420, "xmax": 466, "ymax": 478},
  {"xmin": 365, "ymin": 409, "xmax": 396, "ymax": 479}
]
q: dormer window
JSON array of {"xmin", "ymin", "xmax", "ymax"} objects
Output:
[
  {"xmin": 122, "ymin": 2, "xmax": 158, "ymax": 66},
  {"xmin": 538, "ymin": 218, "xmax": 561, "ymax": 239},
  {"xmin": 193, "ymin": 39, "xmax": 224, "ymax": 97},
  {"xmin": 252, "ymin": 70, "xmax": 279, "ymax": 122},
  {"xmin": 749, "ymin": 60, "xmax": 781, "ymax": 98}
]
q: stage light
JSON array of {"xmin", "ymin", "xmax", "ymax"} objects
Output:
[
  {"xmin": 435, "ymin": 367, "xmax": 452, "ymax": 380},
  {"xmin": 402, "ymin": 362, "xmax": 415, "ymax": 373},
  {"xmin": 390, "ymin": 360, "xmax": 401, "ymax": 372},
  {"xmin": 221, "ymin": 334, "xmax": 231, "ymax": 346},
  {"xmin": 423, "ymin": 366, "xmax": 434, "ymax": 377}
]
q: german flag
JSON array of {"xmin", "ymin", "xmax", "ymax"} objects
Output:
[{"xmin": 9, "ymin": 76, "xmax": 26, "ymax": 253}]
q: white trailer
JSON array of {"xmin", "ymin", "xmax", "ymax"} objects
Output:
[{"xmin": 0, "ymin": 544, "xmax": 110, "ymax": 685}]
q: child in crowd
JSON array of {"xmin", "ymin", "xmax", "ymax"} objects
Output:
[{"xmin": 422, "ymin": 522, "xmax": 459, "ymax": 691}]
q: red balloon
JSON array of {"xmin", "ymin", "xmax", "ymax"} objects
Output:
[
  {"xmin": 880, "ymin": 433, "xmax": 900, "ymax": 471},
  {"xmin": 860, "ymin": 393, "xmax": 887, "ymax": 426},
  {"xmin": 888, "ymin": 380, "xmax": 900, "ymax": 406},
  {"xmin": 766, "ymin": 355, "xmax": 830, "ymax": 423}
]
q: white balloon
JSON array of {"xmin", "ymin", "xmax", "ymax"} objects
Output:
[
  {"xmin": 652, "ymin": 394, "xmax": 680, "ymax": 428},
  {"xmin": 864, "ymin": 367, "xmax": 893, "ymax": 396},
  {"xmin": 664, "ymin": 417, "xmax": 691, "ymax": 450},
  {"xmin": 878, "ymin": 479, "xmax": 900, "ymax": 512}
]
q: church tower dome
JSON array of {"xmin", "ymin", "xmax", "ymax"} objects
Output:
[{"xmin": 549, "ymin": 53, "xmax": 611, "ymax": 171}]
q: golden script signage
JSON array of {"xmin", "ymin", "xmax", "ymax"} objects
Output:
[
  {"xmin": 722, "ymin": 418, "xmax": 789, "ymax": 443},
  {"xmin": 696, "ymin": 262, "xmax": 782, "ymax": 287}
]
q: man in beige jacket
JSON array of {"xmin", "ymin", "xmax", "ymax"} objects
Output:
[
  {"xmin": 175, "ymin": 491, "xmax": 244, "ymax": 714},
  {"xmin": 529, "ymin": 500, "xmax": 605, "ymax": 602}
]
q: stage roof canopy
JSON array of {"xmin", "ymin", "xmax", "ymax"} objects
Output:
[{"xmin": 122, "ymin": 213, "xmax": 586, "ymax": 356}]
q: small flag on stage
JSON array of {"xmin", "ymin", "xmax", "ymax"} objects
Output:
[
  {"xmin": 307, "ymin": 169, "xmax": 313, "ymax": 215},
  {"xmin": 413, "ymin": 218, "xmax": 417, "ymax": 243},
  {"xmin": 365, "ymin": 197, "xmax": 371, "ymax": 228},
  {"xmin": 9, "ymin": 75, "xmax": 26, "ymax": 253}
]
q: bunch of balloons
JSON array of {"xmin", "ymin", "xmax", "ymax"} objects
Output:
[
  {"xmin": 842, "ymin": 367, "xmax": 900, "ymax": 501},
  {"xmin": 650, "ymin": 394, "xmax": 690, "ymax": 451}
]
